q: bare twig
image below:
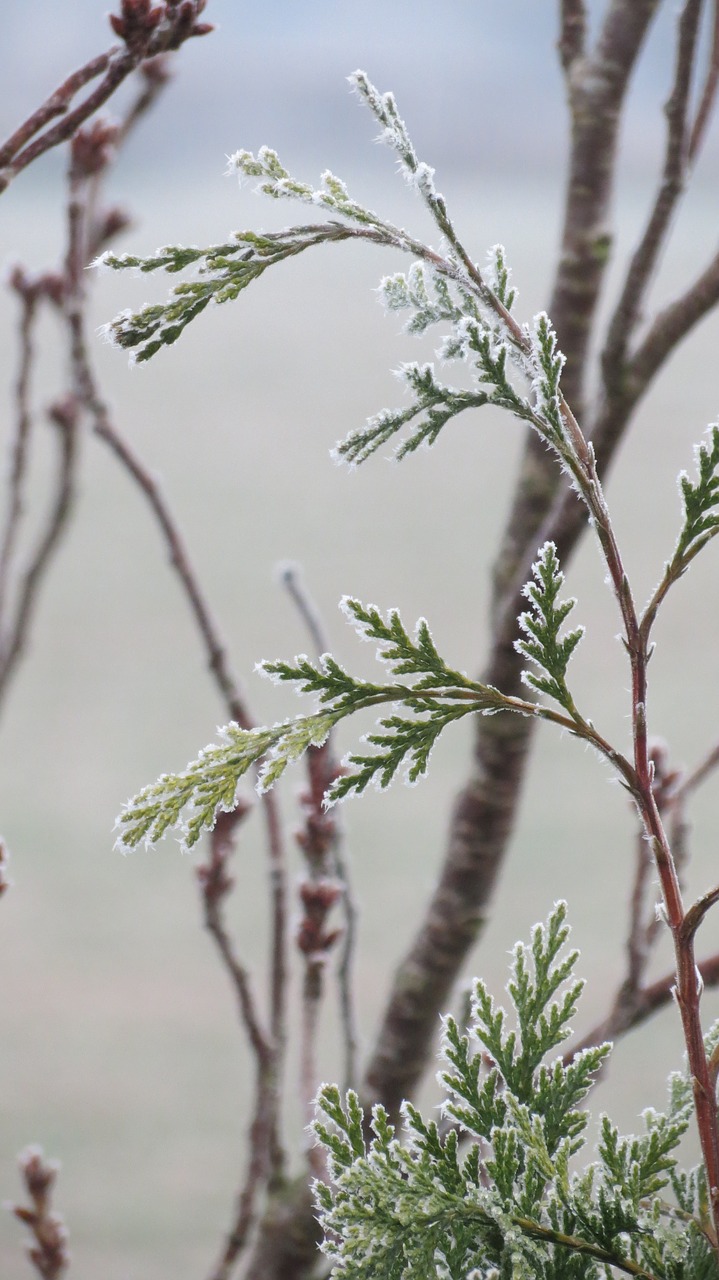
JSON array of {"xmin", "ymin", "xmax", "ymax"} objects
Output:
[
  {"xmin": 689, "ymin": 0, "xmax": 719, "ymax": 159},
  {"xmin": 0, "ymin": 274, "xmax": 40, "ymax": 623},
  {"xmin": 198, "ymin": 808, "xmax": 270, "ymax": 1061},
  {"xmin": 197, "ymin": 809, "xmax": 279, "ymax": 1280},
  {"xmin": 602, "ymin": 0, "xmax": 705, "ymax": 391},
  {"xmin": 569, "ymin": 951, "xmax": 719, "ymax": 1059},
  {"xmin": 282, "ymin": 566, "xmax": 352, "ymax": 1155},
  {"xmin": 0, "ymin": 398, "xmax": 79, "ymax": 709},
  {"xmin": 671, "ymin": 737, "xmax": 719, "ymax": 804},
  {"xmin": 626, "ymin": 245, "xmax": 719, "ymax": 399},
  {"xmin": 282, "ymin": 564, "xmax": 360, "ymax": 1093},
  {"xmin": 0, "ymin": 1, "xmax": 213, "ymax": 193},
  {"xmin": 9, "ymin": 1147, "xmax": 69, "ymax": 1280},
  {"xmin": 279, "ymin": 562, "xmax": 326, "ymax": 656}
]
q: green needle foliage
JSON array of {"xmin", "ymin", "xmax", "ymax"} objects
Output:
[{"xmin": 313, "ymin": 904, "xmax": 718, "ymax": 1280}]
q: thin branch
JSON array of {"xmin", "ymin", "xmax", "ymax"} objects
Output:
[
  {"xmin": 0, "ymin": 274, "xmax": 40, "ymax": 624},
  {"xmin": 281, "ymin": 564, "xmax": 360, "ymax": 1092},
  {"xmin": 198, "ymin": 809, "xmax": 278, "ymax": 1280},
  {"xmin": 681, "ymin": 885, "xmax": 719, "ymax": 945},
  {"xmin": 672, "ymin": 737, "xmax": 719, "ymax": 803},
  {"xmin": 601, "ymin": 0, "xmax": 705, "ymax": 390},
  {"xmin": 689, "ymin": 0, "xmax": 719, "ymax": 159},
  {"xmin": 558, "ymin": 0, "xmax": 587, "ymax": 75},
  {"xmin": 569, "ymin": 951, "xmax": 719, "ymax": 1059},
  {"xmin": 198, "ymin": 808, "xmax": 271, "ymax": 1063},
  {"xmin": 279, "ymin": 561, "xmax": 327, "ymax": 655},
  {"xmin": 0, "ymin": 836, "xmax": 10, "ymax": 899},
  {"xmin": 0, "ymin": 399, "xmax": 79, "ymax": 709},
  {"xmin": 0, "ymin": 3, "xmax": 213, "ymax": 194},
  {"xmin": 626, "ymin": 244, "xmax": 719, "ymax": 398}
]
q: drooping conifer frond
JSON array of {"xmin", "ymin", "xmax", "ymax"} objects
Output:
[{"xmin": 115, "ymin": 590, "xmax": 620, "ymax": 854}]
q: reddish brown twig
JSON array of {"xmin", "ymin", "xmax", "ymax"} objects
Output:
[
  {"xmin": 197, "ymin": 808, "xmax": 282, "ymax": 1280},
  {"xmin": 569, "ymin": 951, "xmax": 719, "ymax": 1060},
  {"xmin": 9, "ymin": 1147, "xmax": 69, "ymax": 1280},
  {"xmin": 0, "ymin": 1, "xmax": 213, "ymax": 193},
  {"xmin": 0, "ymin": 31, "xmax": 196, "ymax": 710},
  {"xmin": 282, "ymin": 565, "xmax": 360, "ymax": 1096},
  {"xmin": 0, "ymin": 272, "xmax": 40, "ymax": 624},
  {"xmin": 0, "ymin": 397, "xmax": 79, "ymax": 709}
]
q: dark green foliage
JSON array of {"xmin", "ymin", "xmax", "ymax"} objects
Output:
[{"xmin": 312, "ymin": 906, "xmax": 717, "ymax": 1280}]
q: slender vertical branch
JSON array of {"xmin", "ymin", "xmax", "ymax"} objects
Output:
[
  {"xmin": 602, "ymin": 0, "xmax": 705, "ymax": 390},
  {"xmin": 689, "ymin": 0, "xmax": 719, "ymax": 158},
  {"xmin": 0, "ymin": 837, "xmax": 10, "ymax": 899},
  {"xmin": 281, "ymin": 565, "xmax": 359, "ymax": 1115},
  {"xmin": 0, "ymin": 274, "xmax": 39, "ymax": 624},
  {"xmin": 198, "ymin": 809, "xmax": 279, "ymax": 1280},
  {"xmin": 586, "ymin": 460, "xmax": 719, "ymax": 1244},
  {"xmin": 0, "ymin": 398, "xmax": 79, "ymax": 709}
]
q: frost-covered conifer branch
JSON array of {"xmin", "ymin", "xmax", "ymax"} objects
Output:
[
  {"xmin": 103, "ymin": 73, "xmax": 598, "ymax": 490},
  {"xmin": 116, "ymin": 596, "xmax": 633, "ymax": 853},
  {"xmin": 515, "ymin": 541, "xmax": 585, "ymax": 717},
  {"xmin": 312, "ymin": 905, "xmax": 714, "ymax": 1280}
]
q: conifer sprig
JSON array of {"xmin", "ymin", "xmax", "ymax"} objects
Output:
[
  {"xmin": 516, "ymin": 541, "xmax": 586, "ymax": 715},
  {"xmin": 313, "ymin": 904, "xmax": 717, "ymax": 1280},
  {"xmin": 642, "ymin": 425, "xmax": 719, "ymax": 635}
]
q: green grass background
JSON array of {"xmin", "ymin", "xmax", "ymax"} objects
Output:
[{"xmin": 2, "ymin": 11, "xmax": 719, "ymax": 1276}]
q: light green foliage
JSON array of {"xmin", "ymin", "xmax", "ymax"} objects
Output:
[
  {"xmin": 516, "ymin": 542, "xmax": 585, "ymax": 714},
  {"xmin": 116, "ymin": 598, "xmax": 551, "ymax": 851},
  {"xmin": 313, "ymin": 905, "xmax": 717, "ymax": 1280}
]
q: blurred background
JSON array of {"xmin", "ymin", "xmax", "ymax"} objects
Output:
[{"xmin": 1, "ymin": 3, "xmax": 719, "ymax": 1276}]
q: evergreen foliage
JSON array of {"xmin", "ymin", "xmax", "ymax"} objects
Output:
[{"xmin": 313, "ymin": 905, "xmax": 718, "ymax": 1280}]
